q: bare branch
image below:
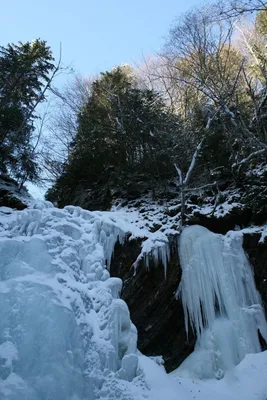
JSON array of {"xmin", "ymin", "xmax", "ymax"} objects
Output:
[
  {"xmin": 184, "ymin": 181, "xmax": 217, "ymax": 192},
  {"xmin": 232, "ymin": 148, "xmax": 266, "ymax": 168}
]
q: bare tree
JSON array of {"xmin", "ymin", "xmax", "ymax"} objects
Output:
[
  {"xmin": 41, "ymin": 75, "xmax": 92, "ymax": 182},
  {"xmin": 162, "ymin": 6, "xmax": 267, "ymax": 176},
  {"xmin": 164, "ymin": 10, "xmax": 244, "ymax": 116},
  {"xmin": 217, "ymin": 0, "xmax": 266, "ymax": 20},
  {"xmin": 174, "ymin": 105, "xmax": 223, "ymax": 227}
]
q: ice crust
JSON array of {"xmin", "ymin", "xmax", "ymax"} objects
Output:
[{"xmin": 178, "ymin": 225, "xmax": 267, "ymax": 379}]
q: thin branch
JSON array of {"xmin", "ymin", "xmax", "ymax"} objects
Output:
[{"xmin": 184, "ymin": 181, "xmax": 217, "ymax": 192}]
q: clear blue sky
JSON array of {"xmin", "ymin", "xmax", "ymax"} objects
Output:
[{"xmin": 1, "ymin": 0, "xmax": 201, "ymax": 77}]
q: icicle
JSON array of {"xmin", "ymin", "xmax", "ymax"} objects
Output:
[
  {"xmin": 132, "ymin": 235, "xmax": 170, "ymax": 278},
  {"xmin": 178, "ymin": 225, "xmax": 267, "ymax": 379},
  {"xmin": 94, "ymin": 220, "xmax": 126, "ymax": 270}
]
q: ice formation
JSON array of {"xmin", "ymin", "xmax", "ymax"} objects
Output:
[
  {"xmin": 0, "ymin": 203, "xmax": 144, "ymax": 400},
  {"xmin": 177, "ymin": 225, "xmax": 267, "ymax": 379},
  {"xmin": 132, "ymin": 232, "xmax": 171, "ymax": 278},
  {"xmin": 1, "ymin": 201, "xmax": 267, "ymax": 399}
]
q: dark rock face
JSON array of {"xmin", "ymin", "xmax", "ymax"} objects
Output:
[
  {"xmin": 243, "ymin": 233, "xmax": 267, "ymax": 316},
  {"xmin": 111, "ymin": 225, "xmax": 267, "ymax": 373},
  {"xmin": 0, "ymin": 187, "xmax": 28, "ymax": 210},
  {"xmin": 0, "ymin": 176, "xmax": 29, "ymax": 210},
  {"xmin": 110, "ymin": 238, "xmax": 195, "ymax": 373}
]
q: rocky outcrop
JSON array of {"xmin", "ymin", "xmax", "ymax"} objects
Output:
[
  {"xmin": 0, "ymin": 176, "xmax": 29, "ymax": 210},
  {"xmin": 110, "ymin": 238, "xmax": 195, "ymax": 373}
]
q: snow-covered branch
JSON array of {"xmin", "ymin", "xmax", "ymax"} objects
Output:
[
  {"xmin": 175, "ymin": 138, "xmax": 205, "ymax": 227},
  {"xmin": 184, "ymin": 138, "xmax": 205, "ymax": 185},
  {"xmin": 174, "ymin": 164, "xmax": 183, "ymax": 186},
  {"xmin": 232, "ymin": 148, "xmax": 267, "ymax": 169},
  {"xmin": 184, "ymin": 181, "xmax": 217, "ymax": 192}
]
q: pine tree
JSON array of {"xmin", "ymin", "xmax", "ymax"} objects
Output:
[
  {"xmin": 47, "ymin": 67, "xmax": 181, "ymax": 209},
  {"xmin": 0, "ymin": 39, "xmax": 55, "ymax": 183}
]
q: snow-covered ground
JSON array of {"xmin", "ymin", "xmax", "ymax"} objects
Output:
[{"xmin": 0, "ymin": 202, "xmax": 267, "ymax": 399}]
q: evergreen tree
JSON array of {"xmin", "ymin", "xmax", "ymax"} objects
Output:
[
  {"xmin": 0, "ymin": 39, "xmax": 55, "ymax": 182},
  {"xmin": 47, "ymin": 67, "xmax": 181, "ymax": 209}
]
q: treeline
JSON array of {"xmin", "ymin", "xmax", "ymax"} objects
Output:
[
  {"xmin": 1, "ymin": 1, "xmax": 267, "ymax": 211},
  {"xmin": 46, "ymin": 1, "xmax": 267, "ymax": 209},
  {"xmin": 46, "ymin": 67, "xmax": 186, "ymax": 209}
]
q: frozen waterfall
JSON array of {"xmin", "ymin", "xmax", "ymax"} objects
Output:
[
  {"xmin": 1, "ymin": 204, "xmax": 267, "ymax": 399},
  {"xmin": 177, "ymin": 225, "xmax": 267, "ymax": 379},
  {"xmin": 0, "ymin": 203, "xmax": 142, "ymax": 400}
]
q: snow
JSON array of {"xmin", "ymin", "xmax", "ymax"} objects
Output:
[
  {"xmin": 177, "ymin": 225, "xmax": 267, "ymax": 379},
  {"xmin": 111, "ymin": 187, "xmax": 245, "ymax": 237},
  {"xmin": 0, "ymin": 203, "xmax": 267, "ymax": 399},
  {"xmin": 141, "ymin": 351, "xmax": 267, "ymax": 400},
  {"xmin": 192, "ymin": 190, "xmax": 243, "ymax": 218},
  {"xmin": 223, "ymin": 223, "xmax": 267, "ymax": 245},
  {"xmin": 246, "ymin": 162, "xmax": 267, "ymax": 177}
]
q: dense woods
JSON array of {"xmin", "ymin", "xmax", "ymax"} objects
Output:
[{"xmin": 1, "ymin": 0, "xmax": 267, "ymax": 213}]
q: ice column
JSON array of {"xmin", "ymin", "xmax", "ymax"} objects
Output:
[{"xmin": 178, "ymin": 225, "xmax": 267, "ymax": 379}]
